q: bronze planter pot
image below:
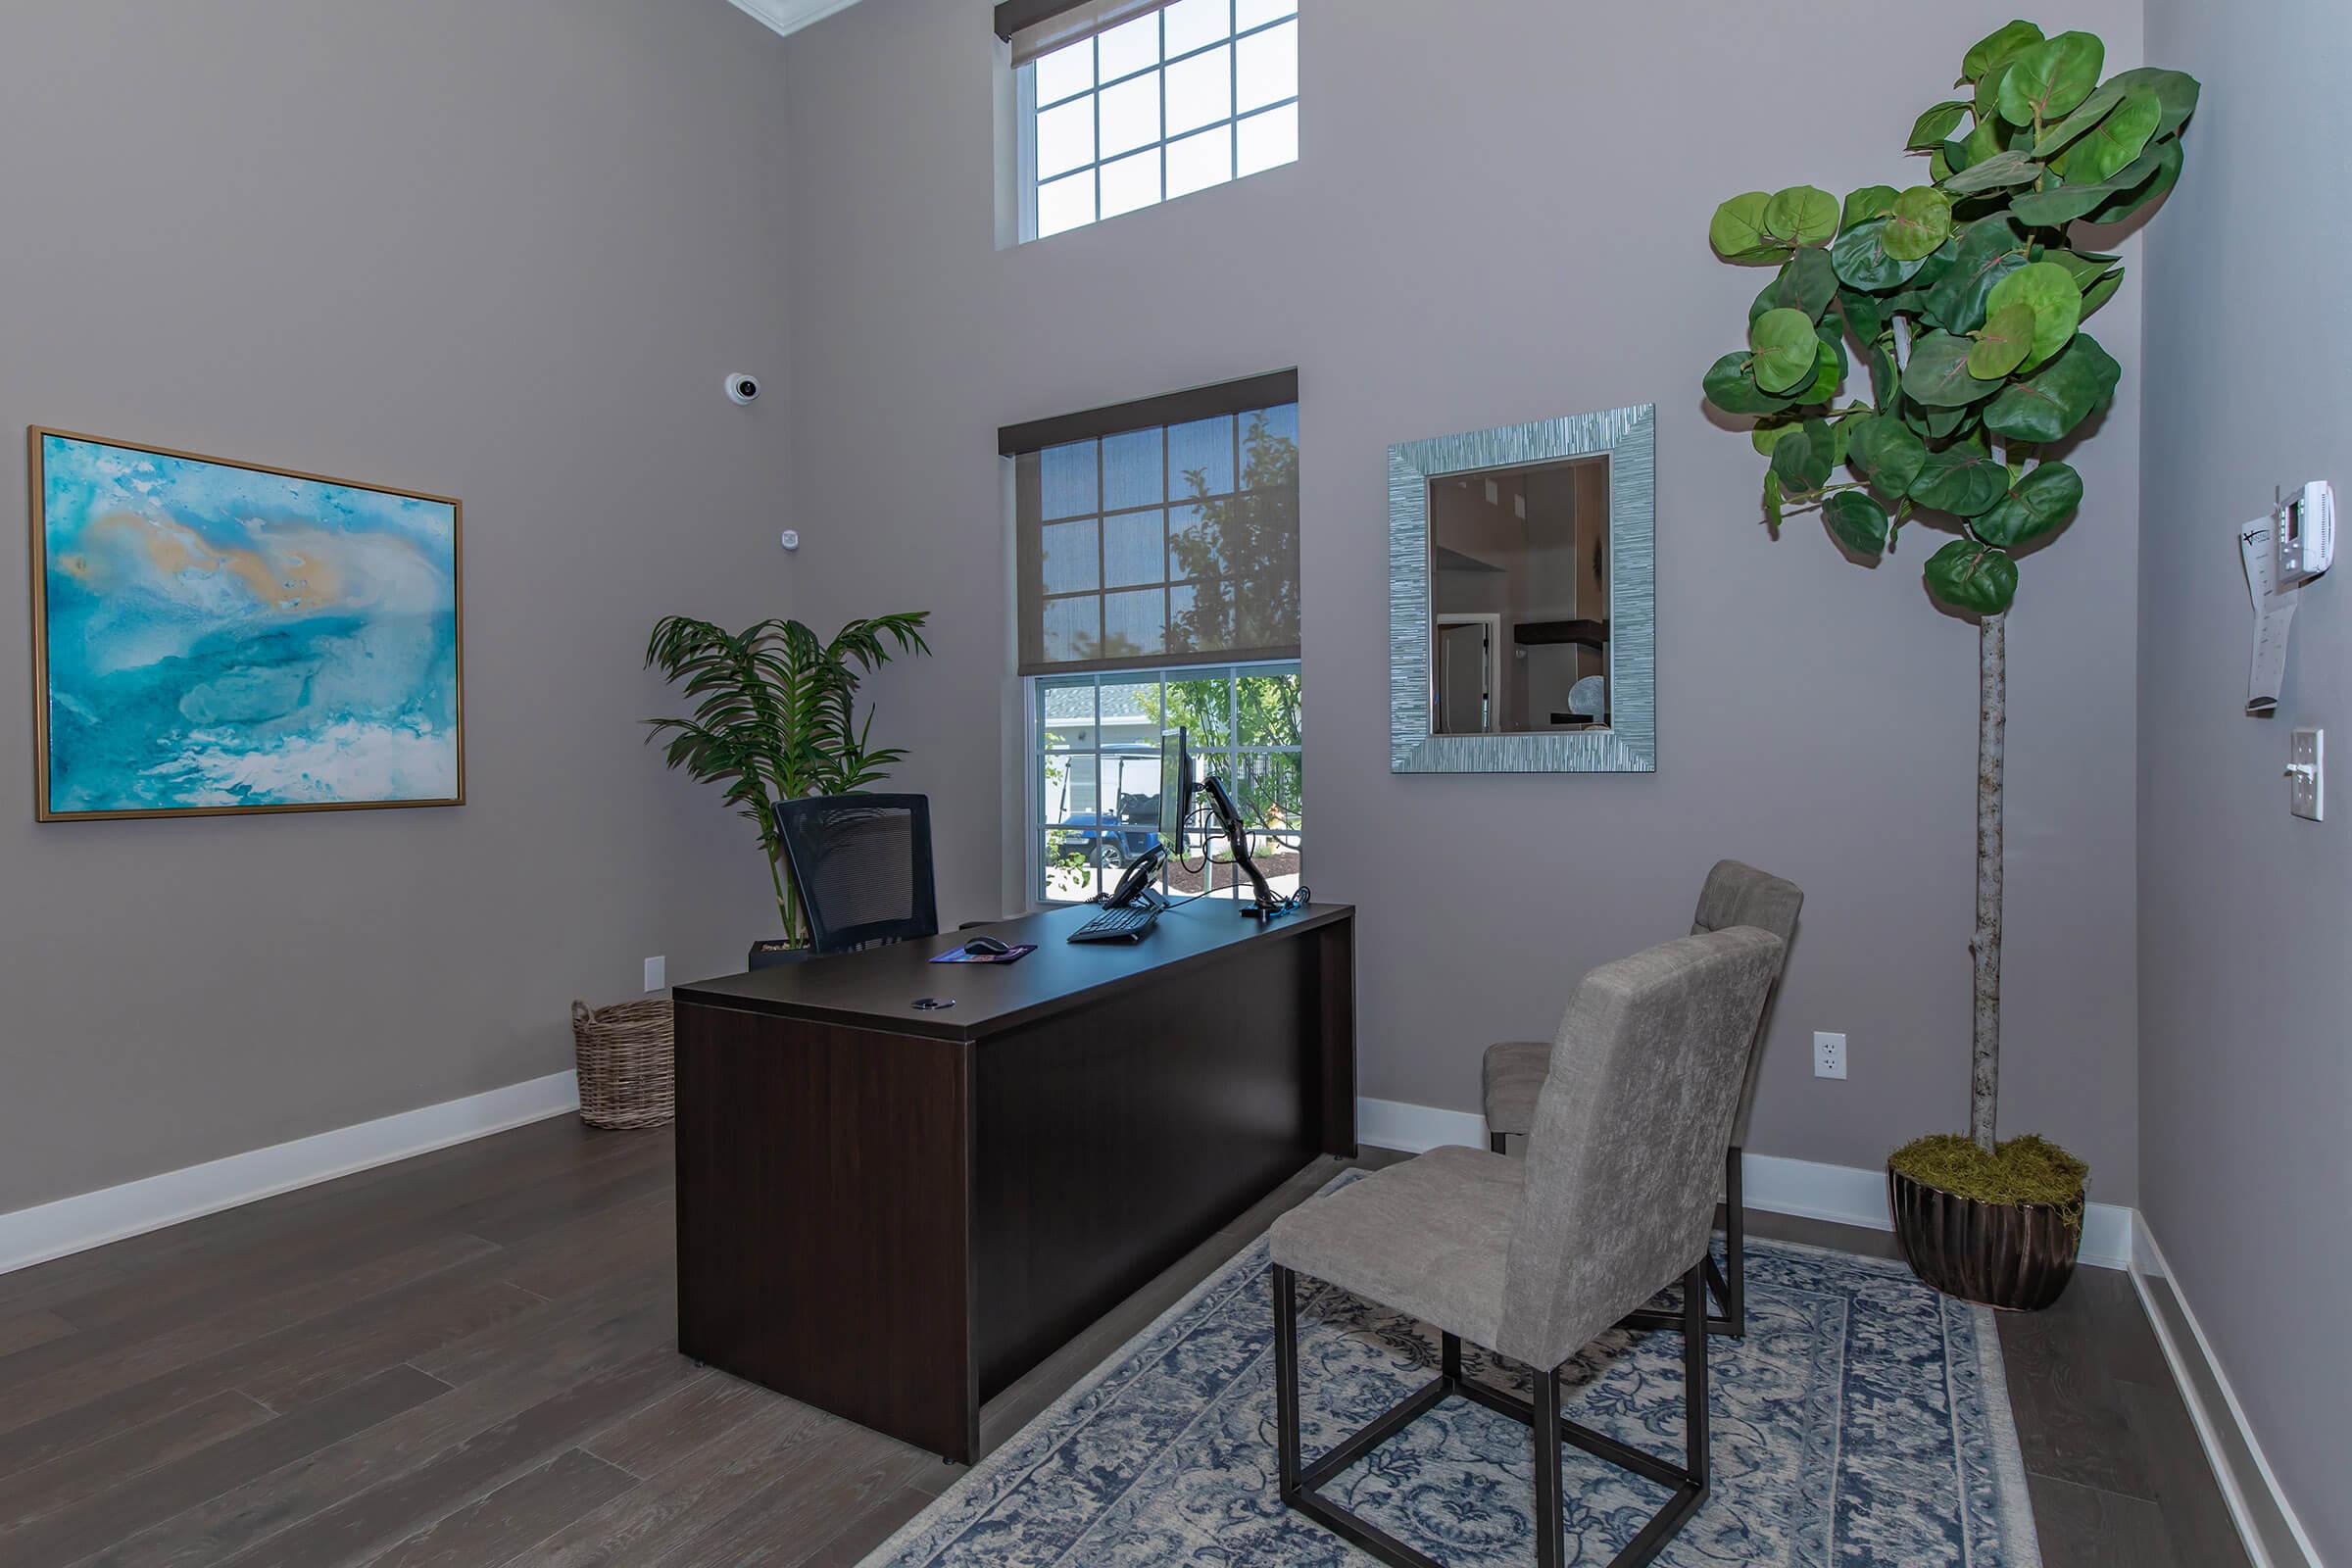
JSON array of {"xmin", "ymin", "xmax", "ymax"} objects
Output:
[{"xmin": 1887, "ymin": 1167, "xmax": 2082, "ymax": 1311}]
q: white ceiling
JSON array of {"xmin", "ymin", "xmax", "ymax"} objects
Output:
[{"xmin": 725, "ymin": 0, "xmax": 871, "ymax": 40}]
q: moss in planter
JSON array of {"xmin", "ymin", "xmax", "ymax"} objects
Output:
[{"xmin": 1889, "ymin": 1134, "xmax": 2088, "ymax": 1235}]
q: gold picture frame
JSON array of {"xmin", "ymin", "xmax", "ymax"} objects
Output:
[{"xmin": 29, "ymin": 426, "xmax": 466, "ymax": 821}]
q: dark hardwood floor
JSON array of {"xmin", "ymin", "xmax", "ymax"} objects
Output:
[{"xmin": 0, "ymin": 1118, "xmax": 2245, "ymax": 1567}]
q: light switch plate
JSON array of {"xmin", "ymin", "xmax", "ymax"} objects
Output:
[
  {"xmin": 2290, "ymin": 729, "xmax": 2324, "ymax": 821},
  {"xmin": 643, "ymin": 956, "xmax": 666, "ymax": 993},
  {"xmin": 1813, "ymin": 1031, "xmax": 1847, "ymax": 1080}
]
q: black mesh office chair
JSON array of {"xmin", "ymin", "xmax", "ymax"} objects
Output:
[{"xmin": 772, "ymin": 794, "xmax": 939, "ymax": 954}]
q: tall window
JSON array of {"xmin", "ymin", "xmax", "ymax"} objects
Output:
[
  {"xmin": 1005, "ymin": 373, "xmax": 1301, "ymax": 904},
  {"xmin": 1004, "ymin": 0, "xmax": 1299, "ymax": 241}
]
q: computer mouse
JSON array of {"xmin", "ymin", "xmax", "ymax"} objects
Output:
[{"xmin": 965, "ymin": 936, "xmax": 1011, "ymax": 956}]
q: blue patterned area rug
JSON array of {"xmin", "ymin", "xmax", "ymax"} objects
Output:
[{"xmin": 866, "ymin": 1172, "xmax": 2041, "ymax": 1567}]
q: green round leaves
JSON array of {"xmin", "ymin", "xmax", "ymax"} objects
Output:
[
  {"xmin": 1832, "ymin": 220, "xmax": 1929, "ymax": 292},
  {"xmin": 1709, "ymin": 192, "xmax": 1777, "ymax": 263},
  {"xmin": 1926, "ymin": 539, "xmax": 2020, "ymax": 614},
  {"xmin": 1963, "ymin": 20, "xmax": 2044, "ymax": 83},
  {"xmin": 1921, "ymin": 217, "xmax": 2028, "ymax": 336},
  {"xmin": 1841, "ymin": 184, "xmax": 1899, "ymax": 229},
  {"xmin": 1909, "ymin": 438, "xmax": 2008, "ymax": 517},
  {"xmin": 1713, "ymin": 186, "xmax": 1838, "ymax": 261},
  {"xmin": 1761, "ymin": 247, "xmax": 1839, "ymax": 323},
  {"xmin": 2062, "ymin": 88, "xmax": 2161, "ymax": 183},
  {"xmin": 2107, "ymin": 66, "xmax": 2201, "ymax": 139},
  {"xmin": 1824, "ymin": 491, "xmax": 1891, "ymax": 557},
  {"xmin": 1974, "ymin": 462, "xmax": 2083, "ymax": 548},
  {"xmin": 1698, "ymin": 23, "xmax": 2185, "ymax": 626},
  {"xmin": 1908, "ymin": 101, "xmax": 1969, "ymax": 151},
  {"xmin": 1984, "ymin": 261, "xmax": 2082, "ymax": 368},
  {"xmin": 1904, "ymin": 330, "xmax": 2005, "ymax": 407},
  {"xmin": 1998, "ymin": 31, "xmax": 2105, "ymax": 126},
  {"xmin": 1763, "ymin": 185, "xmax": 1839, "ymax": 248},
  {"xmin": 1969, "ymin": 302, "xmax": 2036, "ymax": 379},
  {"xmin": 1983, "ymin": 333, "xmax": 2123, "ymax": 443},
  {"xmin": 1749, "ymin": 309, "xmax": 1821, "ymax": 396},
  {"xmin": 1769, "ymin": 418, "xmax": 1838, "ymax": 493},
  {"xmin": 1882, "ymin": 187, "xmax": 1954, "ymax": 262},
  {"xmin": 1846, "ymin": 414, "xmax": 1928, "ymax": 500},
  {"xmin": 1940, "ymin": 148, "xmax": 2044, "ymax": 196},
  {"xmin": 1703, "ymin": 352, "xmax": 1794, "ymax": 416}
]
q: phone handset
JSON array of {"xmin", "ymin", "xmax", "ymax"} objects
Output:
[{"xmin": 1104, "ymin": 843, "xmax": 1170, "ymax": 907}]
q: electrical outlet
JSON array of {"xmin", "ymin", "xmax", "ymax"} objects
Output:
[
  {"xmin": 1813, "ymin": 1031, "xmax": 1847, "ymax": 1080},
  {"xmin": 643, "ymin": 956, "xmax": 666, "ymax": 993}
]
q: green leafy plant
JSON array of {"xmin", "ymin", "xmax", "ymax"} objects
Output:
[
  {"xmin": 646, "ymin": 612, "xmax": 931, "ymax": 946},
  {"xmin": 1704, "ymin": 22, "xmax": 2196, "ymax": 1155}
]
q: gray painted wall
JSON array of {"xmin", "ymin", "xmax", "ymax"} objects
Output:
[
  {"xmin": 0, "ymin": 0, "xmax": 797, "ymax": 1212},
  {"xmin": 2139, "ymin": 0, "xmax": 2350, "ymax": 1555},
  {"xmin": 782, "ymin": 0, "xmax": 2147, "ymax": 1194}
]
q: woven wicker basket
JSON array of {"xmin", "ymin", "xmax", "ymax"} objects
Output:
[{"xmin": 570, "ymin": 998, "xmax": 674, "ymax": 1130}]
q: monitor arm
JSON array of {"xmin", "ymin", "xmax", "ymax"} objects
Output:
[{"xmin": 1199, "ymin": 773, "xmax": 1286, "ymax": 918}]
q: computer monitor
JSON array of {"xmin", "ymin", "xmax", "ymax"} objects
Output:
[{"xmin": 1159, "ymin": 726, "xmax": 1195, "ymax": 855}]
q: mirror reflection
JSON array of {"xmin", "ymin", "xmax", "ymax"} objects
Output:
[{"xmin": 1428, "ymin": 455, "xmax": 1611, "ymax": 735}]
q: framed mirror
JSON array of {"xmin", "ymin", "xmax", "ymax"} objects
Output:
[{"xmin": 1389, "ymin": 405, "xmax": 1655, "ymax": 772}]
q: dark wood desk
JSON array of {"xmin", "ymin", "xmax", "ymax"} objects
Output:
[{"xmin": 670, "ymin": 899, "xmax": 1356, "ymax": 1462}]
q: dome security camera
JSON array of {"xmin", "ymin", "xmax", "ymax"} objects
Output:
[{"xmin": 724, "ymin": 372, "xmax": 761, "ymax": 407}]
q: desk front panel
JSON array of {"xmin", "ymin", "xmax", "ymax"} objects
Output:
[{"xmin": 969, "ymin": 926, "xmax": 1320, "ymax": 1398}]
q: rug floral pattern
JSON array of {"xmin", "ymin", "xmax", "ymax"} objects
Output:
[{"xmin": 869, "ymin": 1178, "xmax": 2040, "ymax": 1568}]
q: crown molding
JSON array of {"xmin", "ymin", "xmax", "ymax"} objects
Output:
[{"xmin": 725, "ymin": 0, "xmax": 871, "ymax": 40}]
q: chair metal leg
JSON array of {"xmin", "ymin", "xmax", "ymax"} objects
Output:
[
  {"xmin": 1272, "ymin": 1264, "xmax": 1301, "ymax": 1497},
  {"xmin": 1622, "ymin": 1146, "xmax": 1745, "ymax": 1339},
  {"xmin": 1717, "ymin": 1144, "xmax": 1745, "ymax": 1336},
  {"xmin": 1274, "ymin": 1258, "xmax": 1714, "ymax": 1568},
  {"xmin": 1534, "ymin": 1360, "xmax": 1564, "ymax": 1568},
  {"xmin": 1685, "ymin": 1255, "xmax": 1711, "ymax": 1487}
]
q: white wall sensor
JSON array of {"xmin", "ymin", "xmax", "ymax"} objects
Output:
[
  {"xmin": 2278, "ymin": 479, "xmax": 2333, "ymax": 584},
  {"xmin": 724, "ymin": 372, "xmax": 761, "ymax": 407},
  {"xmin": 779, "ymin": 529, "xmax": 801, "ymax": 552}
]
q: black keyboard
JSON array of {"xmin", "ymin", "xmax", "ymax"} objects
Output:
[{"xmin": 1067, "ymin": 900, "xmax": 1163, "ymax": 943}]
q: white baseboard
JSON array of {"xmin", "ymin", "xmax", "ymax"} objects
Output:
[
  {"xmin": 1357, "ymin": 1098, "xmax": 1487, "ymax": 1154},
  {"xmin": 0, "ymin": 1071, "xmax": 581, "ymax": 1277},
  {"xmin": 2129, "ymin": 1215, "xmax": 2324, "ymax": 1568},
  {"xmin": 1354, "ymin": 1096, "xmax": 2135, "ymax": 1270}
]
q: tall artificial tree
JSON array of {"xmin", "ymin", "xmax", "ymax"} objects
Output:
[{"xmin": 1703, "ymin": 22, "xmax": 2196, "ymax": 1152}]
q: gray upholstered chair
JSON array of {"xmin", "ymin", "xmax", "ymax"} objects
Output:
[
  {"xmin": 1269, "ymin": 928, "xmax": 1785, "ymax": 1568},
  {"xmin": 1481, "ymin": 859, "xmax": 1801, "ymax": 1340}
]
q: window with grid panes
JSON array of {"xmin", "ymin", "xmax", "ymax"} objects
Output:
[
  {"xmin": 1005, "ymin": 374, "xmax": 1301, "ymax": 906},
  {"xmin": 1031, "ymin": 662, "xmax": 1302, "ymax": 905},
  {"xmin": 1017, "ymin": 0, "xmax": 1298, "ymax": 241}
]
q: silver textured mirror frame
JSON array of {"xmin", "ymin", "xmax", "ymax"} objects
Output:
[{"xmin": 1389, "ymin": 404, "xmax": 1656, "ymax": 772}]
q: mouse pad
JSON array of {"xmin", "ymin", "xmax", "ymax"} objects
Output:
[{"xmin": 930, "ymin": 943, "xmax": 1038, "ymax": 964}]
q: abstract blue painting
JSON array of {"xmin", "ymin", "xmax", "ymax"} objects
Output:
[{"xmin": 31, "ymin": 430, "xmax": 463, "ymax": 820}]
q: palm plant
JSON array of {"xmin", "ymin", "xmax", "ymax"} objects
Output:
[{"xmin": 646, "ymin": 612, "xmax": 930, "ymax": 946}]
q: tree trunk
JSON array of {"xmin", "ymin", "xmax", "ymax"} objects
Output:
[{"xmin": 1970, "ymin": 611, "xmax": 2006, "ymax": 1152}]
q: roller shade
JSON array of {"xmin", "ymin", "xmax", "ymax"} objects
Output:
[
  {"xmin": 1006, "ymin": 372, "xmax": 1299, "ymax": 677},
  {"xmin": 996, "ymin": 0, "xmax": 1168, "ymax": 69}
]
